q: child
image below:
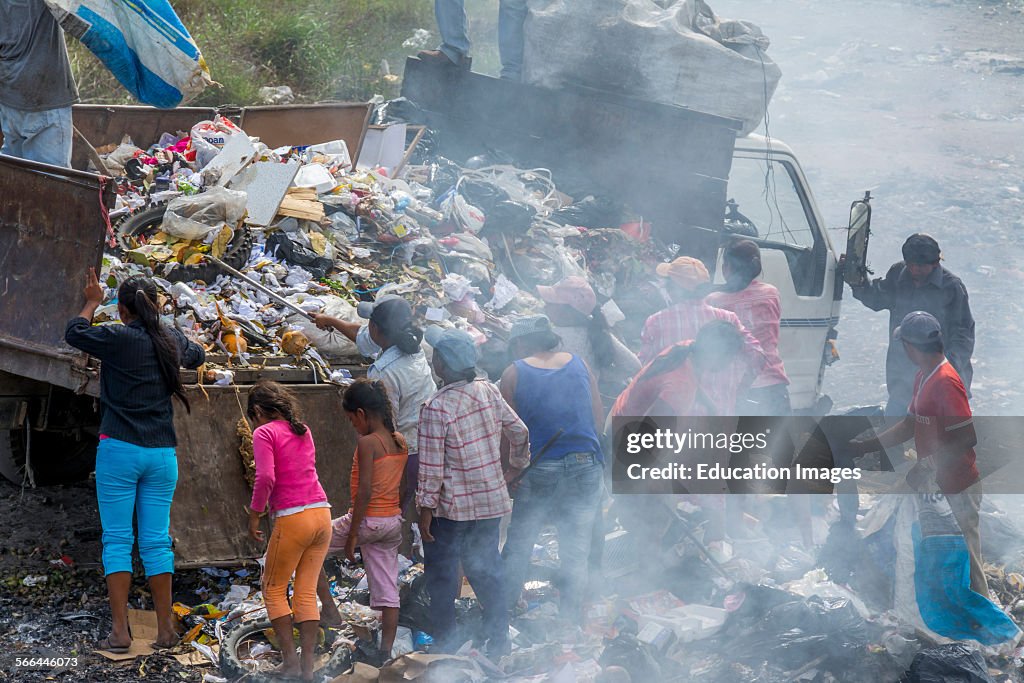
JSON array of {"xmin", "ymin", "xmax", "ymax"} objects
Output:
[
  {"xmin": 246, "ymin": 381, "xmax": 331, "ymax": 682},
  {"xmin": 323, "ymin": 379, "xmax": 408, "ymax": 660}
]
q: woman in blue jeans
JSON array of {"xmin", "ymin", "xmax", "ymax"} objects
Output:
[
  {"xmin": 66, "ymin": 269, "xmax": 204, "ymax": 652},
  {"xmin": 500, "ymin": 314, "xmax": 604, "ymax": 621}
]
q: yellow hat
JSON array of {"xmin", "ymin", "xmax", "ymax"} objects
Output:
[{"xmin": 655, "ymin": 257, "xmax": 710, "ymax": 290}]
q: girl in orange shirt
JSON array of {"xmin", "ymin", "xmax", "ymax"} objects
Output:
[{"xmin": 323, "ymin": 379, "xmax": 408, "ymax": 659}]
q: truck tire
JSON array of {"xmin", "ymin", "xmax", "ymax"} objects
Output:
[
  {"xmin": 218, "ymin": 619, "xmax": 353, "ymax": 682},
  {"xmin": 0, "ymin": 428, "xmax": 97, "ymax": 487},
  {"xmin": 116, "ymin": 203, "xmax": 254, "ymax": 284}
]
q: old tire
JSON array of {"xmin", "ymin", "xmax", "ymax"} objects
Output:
[
  {"xmin": 0, "ymin": 428, "xmax": 97, "ymax": 487},
  {"xmin": 218, "ymin": 619, "xmax": 353, "ymax": 682},
  {"xmin": 116, "ymin": 203, "xmax": 254, "ymax": 284}
]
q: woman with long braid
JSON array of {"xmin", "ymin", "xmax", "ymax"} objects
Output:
[{"xmin": 65, "ymin": 269, "xmax": 205, "ymax": 653}]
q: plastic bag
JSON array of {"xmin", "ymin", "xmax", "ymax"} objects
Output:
[
  {"xmin": 901, "ymin": 643, "xmax": 995, "ymax": 683},
  {"xmin": 286, "ymin": 296, "xmax": 361, "ymax": 361},
  {"xmin": 44, "ymin": 0, "xmax": 211, "ymax": 108},
  {"xmin": 597, "ymin": 634, "xmax": 662, "ymax": 681},
  {"xmin": 188, "ymin": 116, "xmax": 246, "ymax": 169},
  {"xmin": 266, "ymin": 232, "xmax": 333, "ymax": 279},
  {"xmin": 163, "ymin": 187, "xmax": 247, "ymax": 241}
]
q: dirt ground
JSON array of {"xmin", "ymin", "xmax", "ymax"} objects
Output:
[{"xmin": 3, "ymin": 1, "xmax": 1024, "ymax": 681}]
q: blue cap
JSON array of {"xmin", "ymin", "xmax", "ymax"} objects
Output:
[
  {"xmin": 894, "ymin": 311, "xmax": 942, "ymax": 345},
  {"xmin": 424, "ymin": 326, "xmax": 478, "ymax": 372},
  {"xmin": 508, "ymin": 314, "xmax": 553, "ymax": 342}
]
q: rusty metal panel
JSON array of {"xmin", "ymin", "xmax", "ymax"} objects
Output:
[
  {"xmin": 238, "ymin": 103, "xmax": 373, "ymax": 161},
  {"xmin": 171, "ymin": 383, "xmax": 357, "ymax": 567},
  {"xmin": 69, "ymin": 105, "xmax": 225, "ymax": 169},
  {"xmin": 0, "ymin": 154, "xmax": 113, "ymax": 393}
]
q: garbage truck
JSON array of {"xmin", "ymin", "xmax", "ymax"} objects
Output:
[{"xmin": 0, "ymin": 64, "xmax": 870, "ymax": 566}]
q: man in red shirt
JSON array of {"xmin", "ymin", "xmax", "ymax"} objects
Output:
[{"xmin": 850, "ymin": 311, "xmax": 986, "ymax": 596}]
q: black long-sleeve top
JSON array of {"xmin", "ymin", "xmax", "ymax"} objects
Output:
[
  {"xmin": 65, "ymin": 318, "xmax": 205, "ymax": 448},
  {"xmin": 851, "ymin": 262, "xmax": 974, "ymax": 411}
]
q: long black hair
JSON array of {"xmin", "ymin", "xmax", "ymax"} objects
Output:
[
  {"xmin": 717, "ymin": 239, "xmax": 763, "ymax": 293},
  {"xmin": 371, "ymin": 298, "xmax": 423, "ymax": 355},
  {"xmin": 118, "ymin": 276, "xmax": 189, "ymax": 412},
  {"xmin": 586, "ymin": 308, "xmax": 617, "ymax": 371},
  {"xmin": 342, "ymin": 378, "xmax": 397, "ymax": 434},
  {"xmin": 247, "ymin": 380, "xmax": 307, "ymax": 435}
]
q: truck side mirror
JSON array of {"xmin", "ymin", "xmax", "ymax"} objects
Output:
[{"xmin": 843, "ymin": 191, "xmax": 872, "ymax": 287}]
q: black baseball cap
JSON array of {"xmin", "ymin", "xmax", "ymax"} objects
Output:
[{"xmin": 902, "ymin": 234, "xmax": 941, "ymax": 265}]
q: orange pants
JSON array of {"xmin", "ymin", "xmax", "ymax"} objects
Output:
[{"xmin": 263, "ymin": 507, "xmax": 332, "ymax": 623}]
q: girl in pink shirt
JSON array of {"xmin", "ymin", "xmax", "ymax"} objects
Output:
[{"xmin": 246, "ymin": 381, "xmax": 330, "ymax": 682}]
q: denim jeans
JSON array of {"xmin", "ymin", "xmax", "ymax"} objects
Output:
[
  {"xmin": 0, "ymin": 104, "xmax": 72, "ymax": 167},
  {"xmin": 424, "ymin": 516, "xmax": 508, "ymax": 656},
  {"xmin": 433, "ymin": 0, "xmax": 527, "ymax": 79},
  {"xmin": 502, "ymin": 453, "xmax": 603, "ymax": 620},
  {"xmin": 95, "ymin": 438, "xmax": 178, "ymax": 576}
]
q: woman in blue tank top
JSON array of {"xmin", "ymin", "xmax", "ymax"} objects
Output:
[{"xmin": 499, "ymin": 315, "xmax": 604, "ymax": 622}]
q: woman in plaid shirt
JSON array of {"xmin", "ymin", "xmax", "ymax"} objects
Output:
[{"xmin": 416, "ymin": 326, "xmax": 530, "ymax": 658}]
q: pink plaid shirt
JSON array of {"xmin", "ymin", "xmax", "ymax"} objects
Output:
[
  {"xmin": 416, "ymin": 379, "xmax": 530, "ymax": 521},
  {"xmin": 638, "ymin": 300, "xmax": 766, "ymax": 414},
  {"xmin": 707, "ymin": 281, "xmax": 789, "ymax": 388}
]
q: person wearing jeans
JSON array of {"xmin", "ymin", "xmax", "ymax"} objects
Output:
[
  {"xmin": 417, "ymin": 326, "xmax": 530, "ymax": 657},
  {"xmin": 419, "ymin": 0, "xmax": 528, "ymax": 80},
  {"xmin": 65, "ymin": 271, "xmax": 204, "ymax": 653},
  {"xmin": 1, "ymin": 0, "xmax": 78, "ymax": 166},
  {"xmin": 500, "ymin": 315, "xmax": 605, "ymax": 621}
]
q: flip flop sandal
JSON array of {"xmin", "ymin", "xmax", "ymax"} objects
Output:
[{"xmin": 97, "ymin": 636, "xmax": 132, "ymax": 654}]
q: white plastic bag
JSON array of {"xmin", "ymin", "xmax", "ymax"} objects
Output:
[{"xmin": 162, "ymin": 187, "xmax": 248, "ymax": 241}]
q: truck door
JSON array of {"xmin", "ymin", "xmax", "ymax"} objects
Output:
[{"xmin": 718, "ymin": 148, "xmax": 839, "ymax": 412}]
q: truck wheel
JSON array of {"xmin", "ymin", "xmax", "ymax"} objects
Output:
[
  {"xmin": 116, "ymin": 203, "xmax": 254, "ymax": 284},
  {"xmin": 0, "ymin": 428, "xmax": 97, "ymax": 487},
  {"xmin": 218, "ymin": 619, "xmax": 353, "ymax": 682},
  {"xmin": 0, "ymin": 429, "xmax": 26, "ymax": 485}
]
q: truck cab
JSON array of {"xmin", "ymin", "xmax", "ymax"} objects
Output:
[{"xmin": 722, "ymin": 135, "xmax": 844, "ymax": 412}]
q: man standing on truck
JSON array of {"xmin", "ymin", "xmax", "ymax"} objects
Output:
[
  {"xmin": 418, "ymin": 0, "xmax": 526, "ymax": 80},
  {"xmin": 849, "ymin": 234, "xmax": 974, "ymax": 417},
  {"xmin": 0, "ymin": 0, "xmax": 78, "ymax": 167}
]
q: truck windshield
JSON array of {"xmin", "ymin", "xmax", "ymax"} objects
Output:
[{"xmin": 726, "ymin": 156, "xmax": 815, "ymax": 249}]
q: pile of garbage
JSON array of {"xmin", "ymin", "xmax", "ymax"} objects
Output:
[{"xmin": 91, "ymin": 107, "xmax": 666, "ymax": 379}]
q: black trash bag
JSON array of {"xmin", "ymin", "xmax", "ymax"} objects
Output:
[
  {"xmin": 266, "ymin": 231, "xmax": 333, "ymax": 279},
  {"xmin": 480, "ymin": 200, "xmax": 536, "ymax": 238},
  {"xmin": 371, "ymin": 97, "xmax": 426, "ymax": 126},
  {"xmin": 457, "ymin": 179, "xmax": 510, "ymax": 214},
  {"xmin": 550, "ymin": 195, "xmax": 625, "ymax": 228},
  {"xmin": 426, "ymin": 157, "xmax": 462, "ymax": 195},
  {"xmin": 900, "ymin": 643, "xmax": 995, "ymax": 683},
  {"xmin": 399, "ymin": 573, "xmax": 432, "ymax": 633},
  {"xmin": 598, "ymin": 634, "xmax": 661, "ymax": 681}
]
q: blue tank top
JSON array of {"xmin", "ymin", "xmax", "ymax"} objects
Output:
[{"xmin": 513, "ymin": 355, "xmax": 602, "ymax": 461}]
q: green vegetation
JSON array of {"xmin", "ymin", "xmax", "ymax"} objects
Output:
[{"xmin": 70, "ymin": 0, "xmax": 438, "ymax": 106}]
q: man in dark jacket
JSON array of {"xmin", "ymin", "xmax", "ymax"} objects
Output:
[{"xmin": 850, "ymin": 233, "xmax": 974, "ymax": 416}]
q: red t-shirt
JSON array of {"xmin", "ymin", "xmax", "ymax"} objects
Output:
[{"xmin": 908, "ymin": 360, "xmax": 977, "ymax": 494}]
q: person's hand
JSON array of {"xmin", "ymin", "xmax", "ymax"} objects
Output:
[
  {"xmin": 344, "ymin": 533, "xmax": 358, "ymax": 563},
  {"xmin": 906, "ymin": 460, "xmax": 934, "ymax": 492},
  {"xmin": 310, "ymin": 313, "xmax": 334, "ymax": 331},
  {"xmin": 84, "ymin": 268, "xmax": 105, "ymax": 306},
  {"xmin": 247, "ymin": 509, "xmax": 265, "ymax": 543},
  {"xmin": 505, "ymin": 467, "xmax": 523, "ymax": 492},
  {"xmin": 418, "ymin": 508, "xmax": 435, "ymax": 543}
]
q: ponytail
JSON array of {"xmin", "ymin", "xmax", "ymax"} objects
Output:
[
  {"xmin": 118, "ymin": 277, "xmax": 190, "ymax": 413},
  {"xmin": 716, "ymin": 239, "xmax": 762, "ymax": 294},
  {"xmin": 394, "ymin": 323, "xmax": 424, "ymax": 356},
  {"xmin": 247, "ymin": 381, "xmax": 307, "ymax": 435},
  {"xmin": 585, "ymin": 308, "xmax": 616, "ymax": 370},
  {"xmin": 643, "ymin": 343, "xmax": 694, "ymax": 380}
]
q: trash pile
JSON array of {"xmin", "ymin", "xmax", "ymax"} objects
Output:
[{"xmin": 90, "ymin": 107, "xmax": 666, "ymax": 379}]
